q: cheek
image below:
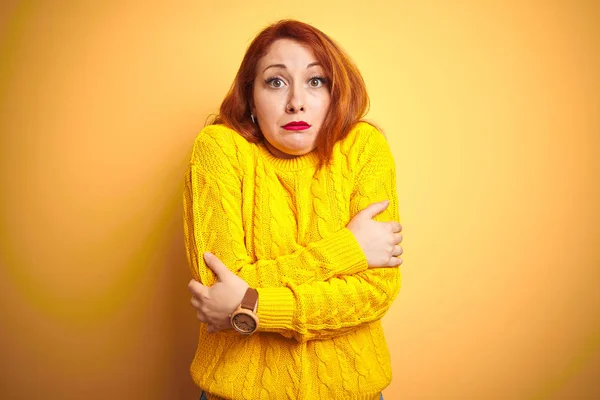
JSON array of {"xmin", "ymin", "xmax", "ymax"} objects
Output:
[
  {"xmin": 315, "ymin": 95, "xmax": 331, "ymax": 117},
  {"xmin": 323, "ymin": 98, "xmax": 331, "ymax": 113},
  {"xmin": 255, "ymin": 96, "xmax": 284, "ymax": 121}
]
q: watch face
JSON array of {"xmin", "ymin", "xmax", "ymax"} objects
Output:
[{"xmin": 232, "ymin": 313, "xmax": 257, "ymax": 333}]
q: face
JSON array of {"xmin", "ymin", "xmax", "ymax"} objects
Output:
[{"xmin": 252, "ymin": 38, "xmax": 331, "ymax": 159}]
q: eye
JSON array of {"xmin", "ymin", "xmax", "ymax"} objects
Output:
[
  {"xmin": 265, "ymin": 77, "xmax": 285, "ymax": 88},
  {"xmin": 309, "ymin": 76, "xmax": 327, "ymax": 88}
]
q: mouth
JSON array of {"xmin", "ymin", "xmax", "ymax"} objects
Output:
[{"xmin": 282, "ymin": 121, "xmax": 311, "ymax": 131}]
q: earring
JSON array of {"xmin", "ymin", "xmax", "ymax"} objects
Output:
[{"xmin": 251, "ymin": 114, "xmax": 256, "ymax": 124}]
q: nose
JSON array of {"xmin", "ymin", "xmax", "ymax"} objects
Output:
[{"xmin": 286, "ymin": 83, "xmax": 305, "ymax": 113}]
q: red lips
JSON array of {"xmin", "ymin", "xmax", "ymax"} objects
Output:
[{"xmin": 282, "ymin": 121, "xmax": 311, "ymax": 130}]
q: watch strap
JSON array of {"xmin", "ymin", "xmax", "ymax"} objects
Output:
[{"xmin": 240, "ymin": 288, "xmax": 258, "ymax": 311}]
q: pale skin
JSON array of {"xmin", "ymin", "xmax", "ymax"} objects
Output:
[
  {"xmin": 189, "ymin": 38, "xmax": 403, "ymax": 333},
  {"xmin": 251, "ymin": 38, "xmax": 330, "ymax": 158}
]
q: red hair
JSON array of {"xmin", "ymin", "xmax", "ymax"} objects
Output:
[{"xmin": 212, "ymin": 19, "xmax": 370, "ymax": 167}]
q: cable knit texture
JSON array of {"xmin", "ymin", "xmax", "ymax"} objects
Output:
[{"xmin": 183, "ymin": 122, "xmax": 401, "ymax": 400}]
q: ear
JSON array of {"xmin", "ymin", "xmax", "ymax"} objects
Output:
[{"xmin": 249, "ymin": 87, "xmax": 257, "ymax": 113}]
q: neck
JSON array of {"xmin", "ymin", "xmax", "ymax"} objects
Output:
[{"xmin": 264, "ymin": 140, "xmax": 298, "ymax": 159}]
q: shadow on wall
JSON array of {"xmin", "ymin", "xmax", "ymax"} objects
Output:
[{"xmin": 163, "ymin": 180, "xmax": 202, "ymax": 398}]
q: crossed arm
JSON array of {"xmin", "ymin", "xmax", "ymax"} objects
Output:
[{"xmin": 183, "ymin": 127, "xmax": 402, "ymax": 342}]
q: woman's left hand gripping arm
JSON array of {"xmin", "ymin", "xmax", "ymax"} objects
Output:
[{"xmin": 188, "ymin": 253, "xmax": 249, "ymax": 333}]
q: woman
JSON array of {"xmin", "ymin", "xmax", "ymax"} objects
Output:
[{"xmin": 183, "ymin": 19, "xmax": 403, "ymax": 400}]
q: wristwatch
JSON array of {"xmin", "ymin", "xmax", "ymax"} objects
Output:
[{"xmin": 229, "ymin": 288, "xmax": 259, "ymax": 334}]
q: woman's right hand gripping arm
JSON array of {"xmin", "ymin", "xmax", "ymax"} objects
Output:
[{"xmin": 346, "ymin": 200, "xmax": 403, "ymax": 269}]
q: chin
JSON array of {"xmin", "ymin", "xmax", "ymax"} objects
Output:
[
  {"xmin": 286, "ymin": 141, "xmax": 316, "ymax": 154},
  {"xmin": 287, "ymin": 147, "xmax": 314, "ymax": 156}
]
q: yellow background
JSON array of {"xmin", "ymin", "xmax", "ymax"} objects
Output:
[{"xmin": 1, "ymin": 1, "xmax": 598, "ymax": 399}]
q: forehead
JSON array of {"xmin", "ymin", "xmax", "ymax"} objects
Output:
[{"xmin": 257, "ymin": 38, "xmax": 319, "ymax": 69}]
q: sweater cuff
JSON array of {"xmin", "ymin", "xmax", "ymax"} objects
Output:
[
  {"xmin": 308, "ymin": 227, "xmax": 368, "ymax": 276},
  {"xmin": 256, "ymin": 287, "xmax": 295, "ymax": 331}
]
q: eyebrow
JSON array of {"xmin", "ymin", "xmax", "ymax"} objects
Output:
[{"xmin": 263, "ymin": 62, "xmax": 321, "ymax": 73}]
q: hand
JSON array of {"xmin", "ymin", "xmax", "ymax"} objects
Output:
[
  {"xmin": 188, "ymin": 252, "xmax": 250, "ymax": 333},
  {"xmin": 346, "ymin": 200, "xmax": 403, "ymax": 268}
]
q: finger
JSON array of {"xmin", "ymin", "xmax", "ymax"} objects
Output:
[
  {"xmin": 359, "ymin": 200, "xmax": 390, "ymax": 219},
  {"xmin": 213, "ymin": 321, "xmax": 231, "ymax": 333},
  {"xmin": 392, "ymin": 245, "xmax": 403, "ymax": 257},
  {"xmin": 390, "ymin": 256, "xmax": 403, "ymax": 267},
  {"xmin": 190, "ymin": 295, "xmax": 201, "ymax": 309},
  {"xmin": 188, "ymin": 279, "xmax": 204, "ymax": 293},
  {"xmin": 196, "ymin": 311, "xmax": 206, "ymax": 323},
  {"xmin": 188, "ymin": 279, "xmax": 208, "ymax": 296},
  {"xmin": 203, "ymin": 252, "xmax": 230, "ymax": 280},
  {"xmin": 392, "ymin": 233, "xmax": 403, "ymax": 245},
  {"xmin": 388, "ymin": 222, "xmax": 402, "ymax": 233}
]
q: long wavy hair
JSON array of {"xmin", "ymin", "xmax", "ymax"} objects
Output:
[{"xmin": 212, "ymin": 19, "xmax": 370, "ymax": 167}]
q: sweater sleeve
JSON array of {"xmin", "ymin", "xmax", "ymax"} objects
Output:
[
  {"xmin": 255, "ymin": 126, "xmax": 402, "ymax": 342},
  {"xmin": 182, "ymin": 126, "xmax": 369, "ymax": 289}
]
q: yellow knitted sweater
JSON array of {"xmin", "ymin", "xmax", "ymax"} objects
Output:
[{"xmin": 182, "ymin": 122, "xmax": 401, "ymax": 400}]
